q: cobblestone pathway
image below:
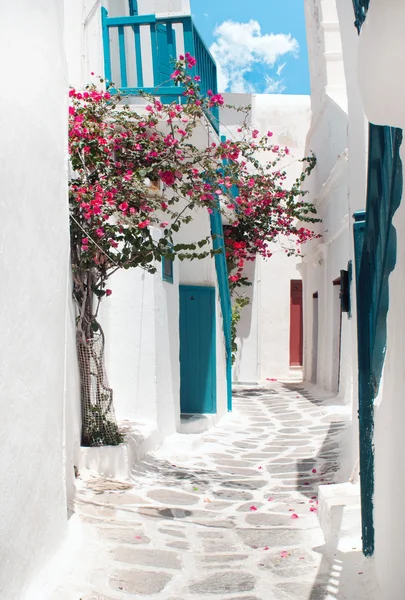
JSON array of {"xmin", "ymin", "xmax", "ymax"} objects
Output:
[{"xmin": 53, "ymin": 383, "xmax": 377, "ymax": 600}]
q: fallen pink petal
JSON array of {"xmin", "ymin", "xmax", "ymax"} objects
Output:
[
  {"xmin": 312, "ymin": 468, "xmax": 317, "ymax": 473},
  {"xmin": 250, "ymin": 505, "xmax": 258, "ymax": 511},
  {"xmin": 280, "ymin": 551, "xmax": 289, "ymax": 558},
  {"xmin": 291, "ymin": 513, "xmax": 299, "ymax": 519}
]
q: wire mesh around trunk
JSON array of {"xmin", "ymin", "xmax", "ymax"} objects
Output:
[{"xmin": 77, "ymin": 331, "xmax": 122, "ymax": 446}]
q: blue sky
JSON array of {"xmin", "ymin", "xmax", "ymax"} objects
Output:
[{"xmin": 190, "ymin": 0, "xmax": 309, "ymax": 95}]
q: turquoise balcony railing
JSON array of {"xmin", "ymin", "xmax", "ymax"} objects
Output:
[
  {"xmin": 352, "ymin": 0, "xmax": 370, "ymax": 32},
  {"xmin": 101, "ymin": 8, "xmax": 219, "ymax": 133}
]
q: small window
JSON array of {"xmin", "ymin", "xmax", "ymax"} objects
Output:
[{"xmin": 162, "ymin": 254, "xmax": 174, "ymax": 284}]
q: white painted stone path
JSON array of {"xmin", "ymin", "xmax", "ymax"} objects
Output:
[{"xmin": 51, "ymin": 383, "xmax": 379, "ymax": 600}]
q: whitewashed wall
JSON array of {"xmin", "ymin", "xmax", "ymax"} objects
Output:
[
  {"xmin": 356, "ymin": 1, "xmax": 405, "ymax": 597},
  {"xmin": 0, "ymin": 2, "xmax": 81, "ymax": 599},
  {"xmin": 221, "ymin": 94, "xmax": 311, "ymax": 383},
  {"xmin": 302, "ymin": 0, "xmax": 368, "ymax": 481},
  {"xmin": 99, "ymin": 254, "xmax": 181, "ymax": 436}
]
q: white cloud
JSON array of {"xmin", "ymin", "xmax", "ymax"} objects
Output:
[
  {"xmin": 276, "ymin": 62, "xmax": 286, "ymax": 76},
  {"xmin": 264, "ymin": 75, "xmax": 286, "ymax": 94},
  {"xmin": 210, "ymin": 20, "xmax": 298, "ymax": 93}
]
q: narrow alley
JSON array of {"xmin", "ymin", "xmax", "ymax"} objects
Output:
[{"xmin": 49, "ymin": 384, "xmax": 377, "ymax": 600}]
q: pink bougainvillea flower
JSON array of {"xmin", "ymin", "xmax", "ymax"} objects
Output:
[
  {"xmin": 291, "ymin": 513, "xmax": 299, "ymax": 519},
  {"xmin": 267, "ymin": 497, "xmax": 274, "ymax": 502},
  {"xmin": 137, "ymin": 220, "xmax": 150, "ymax": 229},
  {"xmin": 280, "ymin": 551, "xmax": 289, "ymax": 558},
  {"xmin": 312, "ymin": 468, "xmax": 317, "ymax": 474},
  {"xmin": 159, "ymin": 170, "xmax": 176, "ymax": 186},
  {"xmin": 267, "ymin": 130, "xmax": 273, "ymax": 137},
  {"xmin": 105, "ymin": 289, "xmax": 112, "ymax": 297},
  {"xmin": 310, "ymin": 506, "xmax": 318, "ymax": 513},
  {"xmin": 263, "ymin": 546, "xmax": 269, "ymax": 550},
  {"xmin": 160, "ymin": 222, "xmax": 169, "ymax": 228},
  {"xmin": 249, "ymin": 505, "xmax": 258, "ymax": 511}
]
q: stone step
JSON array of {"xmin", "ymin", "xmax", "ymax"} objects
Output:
[{"xmin": 318, "ymin": 481, "xmax": 362, "ymax": 551}]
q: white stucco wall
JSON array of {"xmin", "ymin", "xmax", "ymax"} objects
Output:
[
  {"xmin": 221, "ymin": 94, "xmax": 311, "ymax": 383},
  {"xmin": 99, "ymin": 252, "xmax": 181, "ymax": 437},
  {"xmin": 302, "ymin": 0, "xmax": 368, "ymax": 480},
  {"xmin": 356, "ymin": 1, "xmax": 405, "ymax": 597},
  {"xmin": 0, "ymin": 2, "xmax": 81, "ymax": 599}
]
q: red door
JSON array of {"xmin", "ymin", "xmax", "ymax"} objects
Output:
[{"xmin": 290, "ymin": 280, "xmax": 303, "ymax": 366}]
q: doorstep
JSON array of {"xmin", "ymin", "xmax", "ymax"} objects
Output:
[{"xmin": 179, "ymin": 413, "xmax": 221, "ymax": 434}]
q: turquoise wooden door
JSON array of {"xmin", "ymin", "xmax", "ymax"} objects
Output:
[{"xmin": 179, "ymin": 286, "xmax": 217, "ymax": 414}]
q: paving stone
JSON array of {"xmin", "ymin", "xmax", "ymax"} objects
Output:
[
  {"xmin": 97, "ymin": 527, "xmax": 150, "ymax": 544},
  {"xmin": 236, "ymin": 502, "xmax": 265, "ymax": 512},
  {"xmin": 237, "ymin": 528, "xmax": 304, "ymax": 548},
  {"xmin": 232, "ymin": 442, "xmax": 258, "ymax": 449},
  {"xmin": 147, "ymin": 489, "xmax": 200, "ymax": 505},
  {"xmin": 82, "ymin": 594, "xmax": 118, "ymax": 600},
  {"xmin": 203, "ymin": 501, "xmax": 234, "ymax": 511},
  {"xmin": 217, "ymin": 467, "xmax": 262, "ymax": 477},
  {"xmin": 202, "ymin": 542, "xmax": 238, "ymax": 553},
  {"xmin": 139, "ymin": 507, "xmax": 192, "ymax": 520},
  {"xmin": 113, "ymin": 547, "xmax": 182, "ymax": 570},
  {"xmin": 215, "ymin": 460, "xmax": 258, "ymax": 467},
  {"xmin": 273, "ymin": 581, "xmax": 329, "ymax": 599},
  {"xmin": 198, "ymin": 554, "xmax": 249, "ymax": 564},
  {"xmin": 193, "ymin": 518, "xmax": 235, "ymax": 529},
  {"xmin": 100, "ymin": 492, "xmax": 147, "ymax": 505},
  {"xmin": 221, "ymin": 480, "xmax": 267, "ymax": 490},
  {"xmin": 198, "ymin": 531, "xmax": 229, "ymax": 539},
  {"xmin": 189, "ymin": 571, "xmax": 256, "ymax": 594},
  {"xmin": 223, "ymin": 597, "xmax": 262, "ymax": 600},
  {"xmin": 213, "ymin": 490, "xmax": 254, "ymax": 501},
  {"xmin": 166, "ymin": 540, "xmax": 189, "ymax": 550},
  {"xmin": 78, "ymin": 504, "xmax": 116, "ymax": 519},
  {"xmin": 159, "ymin": 527, "xmax": 187, "ymax": 538},
  {"xmin": 257, "ymin": 549, "xmax": 321, "ymax": 574},
  {"xmin": 109, "ymin": 570, "xmax": 172, "ymax": 595},
  {"xmin": 245, "ymin": 513, "xmax": 294, "ymax": 527}
]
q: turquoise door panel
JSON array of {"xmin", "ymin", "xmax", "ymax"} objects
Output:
[
  {"xmin": 152, "ymin": 22, "xmax": 176, "ymax": 103},
  {"xmin": 179, "ymin": 286, "xmax": 217, "ymax": 414}
]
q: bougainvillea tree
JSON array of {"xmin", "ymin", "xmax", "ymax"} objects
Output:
[{"xmin": 69, "ymin": 54, "xmax": 318, "ymax": 446}]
